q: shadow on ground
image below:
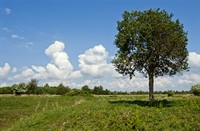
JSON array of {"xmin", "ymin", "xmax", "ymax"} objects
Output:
[{"xmin": 109, "ymin": 99, "xmax": 176, "ymax": 107}]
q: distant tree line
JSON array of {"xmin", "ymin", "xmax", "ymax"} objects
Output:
[{"xmin": 0, "ymin": 79, "xmax": 199, "ymax": 96}]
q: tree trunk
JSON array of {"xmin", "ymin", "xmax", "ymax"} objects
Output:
[{"xmin": 148, "ymin": 71, "xmax": 155, "ymax": 105}]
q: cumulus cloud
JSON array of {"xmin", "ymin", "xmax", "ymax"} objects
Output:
[
  {"xmin": 0, "ymin": 63, "xmax": 11, "ymax": 78},
  {"xmin": 45, "ymin": 41, "xmax": 73, "ymax": 79},
  {"xmin": 9, "ymin": 67, "xmax": 33, "ymax": 83},
  {"xmin": 3, "ymin": 41, "xmax": 200, "ymax": 91},
  {"xmin": 189, "ymin": 52, "xmax": 200, "ymax": 67},
  {"xmin": 32, "ymin": 65, "xmax": 48, "ymax": 79},
  {"xmin": 10, "ymin": 41, "xmax": 74, "ymax": 82},
  {"xmin": 78, "ymin": 44, "xmax": 116, "ymax": 77},
  {"xmin": 68, "ymin": 71, "xmax": 82, "ymax": 79},
  {"xmin": 45, "ymin": 41, "xmax": 65, "ymax": 56},
  {"xmin": 4, "ymin": 8, "xmax": 12, "ymax": 15}
]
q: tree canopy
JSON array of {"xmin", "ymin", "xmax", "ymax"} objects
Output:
[{"xmin": 112, "ymin": 9, "xmax": 189, "ymax": 104}]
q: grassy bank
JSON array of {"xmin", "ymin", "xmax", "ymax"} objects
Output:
[{"xmin": 0, "ymin": 94, "xmax": 199, "ymax": 130}]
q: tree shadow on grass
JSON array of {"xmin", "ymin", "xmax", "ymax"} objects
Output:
[{"xmin": 109, "ymin": 99, "xmax": 176, "ymax": 108}]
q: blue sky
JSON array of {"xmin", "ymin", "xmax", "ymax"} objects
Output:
[{"xmin": 0, "ymin": 0, "xmax": 200, "ymax": 91}]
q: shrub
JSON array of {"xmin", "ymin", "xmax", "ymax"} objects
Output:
[
  {"xmin": 81, "ymin": 85, "xmax": 91, "ymax": 93},
  {"xmin": 12, "ymin": 83, "xmax": 27, "ymax": 95},
  {"xmin": 34, "ymin": 87, "xmax": 45, "ymax": 95},
  {"xmin": 167, "ymin": 90, "xmax": 174, "ymax": 97},
  {"xmin": 56, "ymin": 86, "xmax": 71, "ymax": 95},
  {"xmin": 44, "ymin": 87, "xmax": 57, "ymax": 94},
  {"xmin": 0, "ymin": 86, "xmax": 13, "ymax": 94},
  {"xmin": 191, "ymin": 84, "xmax": 200, "ymax": 96}
]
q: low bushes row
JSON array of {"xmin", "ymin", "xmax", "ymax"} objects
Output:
[{"xmin": 0, "ymin": 83, "xmax": 199, "ymax": 96}]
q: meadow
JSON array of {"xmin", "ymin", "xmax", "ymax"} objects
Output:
[{"xmin": 0, "ymin": 94, "xmax": 200, "ymax": 131}]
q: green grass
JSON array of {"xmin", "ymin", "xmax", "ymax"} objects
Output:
[{"xmin": 0, "ymin": 94, "xmax": 200, "ymax": 130}]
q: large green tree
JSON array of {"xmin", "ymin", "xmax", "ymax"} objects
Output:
[{"xmin": 112, "ymin": 9, "xmax": 189, "ymax": 104}]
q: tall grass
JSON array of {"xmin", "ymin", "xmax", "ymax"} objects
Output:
[{"xmin": 0, "ymin": 94, "xmax": 199, "ymax": 130}]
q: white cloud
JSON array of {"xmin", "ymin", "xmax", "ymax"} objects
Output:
[
  {"xmin": 78, "ymin": 45, "xmax": 108, "ymax": 65},
  {"xmin": 45, "ymin": 41, "xmax": 73, "ymax": 79},
  {"xmin": 3, "ymin": 41, "xmax": 200, "ymax": 91},
  {"xmin": 78, "ymin": 44, "xmax": 116, "ymax": 77},
  {"xmin": 68, "ymin": 71, "xmax": 82, "ymax": 79},
  {"xmin": 189, "ymin": 52, "xmax": 200, "ymax": 67},
  {"xmin": 22, "ymin": 68, "xmax": 34, "ymax": 77},
  {"xmin": 32, "ymin": 65, "xmax": 48, "ymax": 79},
  {"xmin": 45, "ymin": 41, "xmax": 65, "ymax": 56},
  {"xmin": 11, "ymin": 34, "xmax": 25, "ymax": 40},
  {"xmin": 12, "ymin": 67, "xmax": 17, "ymax": 73},
  {"xmin": 10, "ymin": 41, "xmax": 74, "ymax": 82},
  {"xmin": 4, "ymin": 8, "xmax": 12, "ymax": 15},
  {"xmin": 0, "ymin": 63, "xmax": 11, "ymax": 78}
]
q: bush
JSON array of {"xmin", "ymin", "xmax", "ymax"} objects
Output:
[
  {"xmin": 191, "ymin": 84, "xmax": 200, "ymax": 96},
  {"xmin": 0, "ymin": 87, "xmax": 13, "ymax": 94},
  {"xmin": 34, "ymin": 87, "xmax": 45, "ymax": 95},
  {"xmin": 44, "ymin": 87, "xmax": 57, "ymax": 94},
  {"xmin": 12, "ymin": 83, "xmax": 27, "ymax": 95},
  {"xmin": 56, "ymin": 86, "xmax": 71, "ymax": 95},
  {"xmin": 167, "ymin": 90, "xmax": 174, "ymax": 97}
]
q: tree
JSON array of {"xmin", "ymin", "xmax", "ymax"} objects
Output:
[
  {"xmin": 93, "ymin": 86, "xmax": 103, "ymax": 95},
  {"xmin": 56, "ymin": 83, "xmax": 70, "ymax": 95},
  {"xmin": 112, "ymin": 9, "xmax": 188, "ymax": 104},
  {"xmin": 12, "ymin": 83, "xmax": 27, "ymax": 95},
  {"xmin": 81, "ymin": 85, "xmax": 91, "ymax": 93},
  {"xmin": 191, "ymin": 84, "xmax": 200, "ymax": 96},
  {"xmin": 27, "ymin": 79, "xmax": 38, "ymax": 94}
]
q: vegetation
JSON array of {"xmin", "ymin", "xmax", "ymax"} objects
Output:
[
  {"xmin": 0, "ymin": 94, "xmax": 199, "ymax": 130},
  {"xmin": 0, "ymin": 83, "xmax": 193, "ymax": 96},
  {"xmin": 112, "ymin": 9, "xmax": 188, "ymax": 104},
  {"xmin": 191, "ymin": 84, "xmax": 200, "ymax": 96},
  {"xmin": 167, "ymin": 90, "xmax": 174, "ymax": 97}
]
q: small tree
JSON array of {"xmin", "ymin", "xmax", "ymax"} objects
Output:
[
  {"xmin": 167, "ymin": 90, "xmax": 174, "ymax": 97},
  {"xmin": 27, "ymin": 79, "xmax": 38, "ymax": 94},
  {"xmin": 81, "ymin": 85, "xmax": 91, "ymax": 93},
  {"xmin": 191, "ymin": 84, "xmax": 200, "ymax": 96},
  {"xmin": 112, "ymin": 9, "xmax": 189, "ymax": 104},
  {"xmin": 56, "ymin": 83, "xmax": 70, "ymax": 95},
  {"xmin": 93, "ymin": 85, "xmax": 103, "ymax": 95},
  {"xmin": 12, "ymin": 83, "xmax": 27, "ymax": 95}
]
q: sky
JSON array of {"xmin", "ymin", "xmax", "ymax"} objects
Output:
[{"xmin": 0, "ymin": 0, "xmax": 200, "ymax": 91}]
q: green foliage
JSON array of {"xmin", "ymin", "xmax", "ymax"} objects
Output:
[
  {"xmin": 12, "ymin": 83, "xmax": 27, "ymax": 95},
  {"xmin": 33, "ymin": 87, "xmax": 45, "ymax": 95},
  {"xmin": 44, "ymin": 83, "xmax": 50, "ymax": 88},
  {"xmin": 191, "ymin": 84, "xmax": 200, "ymax": 96},
  {"xmin": 112, "ymin": 8, "xmax": 189, "ymax": 103},
  {"xmin": 44, "ymin": 86, "xmax": 57, "ymax": 94},
  {"xmin": 167, "ymin": 90, "xmax": 174, "ymax": 97},
  {"xmin": 56, "ymin": 84, "xmax": 71, "ymax": 95},
  {"xmin": 0, "ymin": 86, "xmax": 13, "ymax": 94},
  {"xmin": 26, "ymin": 79, "xmax": 38, "ymax": 94},
  {"xmin": 81, "ymin": 85, "xmax": 91, "ymax": 93},
  {"xmin": 93, "ymin": 85, "xmax": 103, "ymax": 95}
]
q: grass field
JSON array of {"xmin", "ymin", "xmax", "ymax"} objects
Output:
[{"xmin": 0, "ymin": 94, "xmax": 200, "ymax": 130}]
